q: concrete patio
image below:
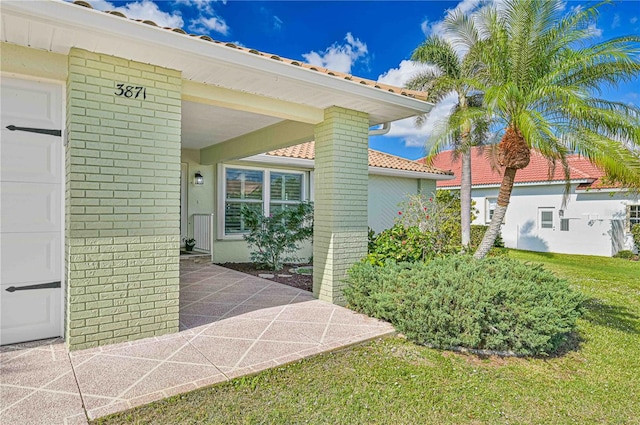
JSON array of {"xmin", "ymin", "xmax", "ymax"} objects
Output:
[{"xmin": 0, "ymin": 260, "xmax": 395, "ymax": 424}]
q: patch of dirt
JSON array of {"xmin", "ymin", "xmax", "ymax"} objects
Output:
[{"xmin": 220, "ymin": 263, "xmax": 312, "ymax": 292}]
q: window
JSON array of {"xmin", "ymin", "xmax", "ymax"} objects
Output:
[
  {"xmin": 222, "ymin": 167, "xmax": 306, "ymax": 236},
  {"xmin": 486, "ymin": 198, "xmax": 497, "ymax": 224},
  {"xmin": 540, "ymin": 210, "xmax": 554, "ymax": 229},
  {"xmin": 629, "ymin": 205, "xmax": 640, "ymax": 230},
  {"xmin": 560, "ymin": 218, "xmax": 570, "ymax": 231},
  {"xmin": 225, "ymin": 168, "xmax": 264, "ymax": 235}
]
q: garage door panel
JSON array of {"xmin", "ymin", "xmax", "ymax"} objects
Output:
[
  {"xmin": 0, "ymin": 79, "xmax": 61, "ymax": 129},
  {"xmin": 0, "ymin": 129, "xmax": 62, "ymax": 183},
  {"xmin": 1, "ymin": 182, "xmax": 61, "ymax": 233},
  {"xmin": 0, "ymin": 233, "xmax": 61, "ymax": 285},
  {"xmin": 1, "ymin": 77, "xmax": 63, "ymax": 345},
  {"xmin": 0, "ymin": 288, "xmax": 62, "ymax": 345}
]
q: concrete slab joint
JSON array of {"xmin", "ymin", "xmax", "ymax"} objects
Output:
[
  {"xmin": 65, "ymin": 49, "xmax": 182, "ymax": 350},
  {"xmin": 313, "ymin": 106, "xmax": 369, "ymax": 305}
]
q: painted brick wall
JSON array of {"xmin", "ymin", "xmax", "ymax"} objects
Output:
[
  {"xmin": 65, "ymin": 49, "xmax": 181, "ymax": 350},
  {"xmin": 313, "ymin": 106, "xmax": 369, "ymax": 305}
]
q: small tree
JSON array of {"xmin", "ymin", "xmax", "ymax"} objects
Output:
[
  {"xmin": 631, "ymin": 223, "xmax": 640, "ymax": 252},
  {"xmin": 241, "ymin": 202, "xmax": 313, "ymax": 270}
]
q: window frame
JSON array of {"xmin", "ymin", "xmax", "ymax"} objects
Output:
[
  {"xmin": 540, "ymin": 208, "xmax": 554, "ymax": 229},
  {"xmin": 485, "ymin": 197, "xmax": 497, "ymax": 224},
  {"xmin": 219, "ymin": 164, "xmax": 308, "ymax": 239}
]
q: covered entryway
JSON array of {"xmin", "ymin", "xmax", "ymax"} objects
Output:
[{"xmin": 0, "ymin": 77, "xmax": 64, "ymax": 345}]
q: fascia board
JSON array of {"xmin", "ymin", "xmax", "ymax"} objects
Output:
[{"xmin": 5, "ymin": 1, "xmax": 434, "ymax": 115}]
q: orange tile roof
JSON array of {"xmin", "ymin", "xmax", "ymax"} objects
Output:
[
  {"xmin": 426, "ymin": 146, "xmax": 614, "ymax": 189},
  {"xmin": 267, "ymin": 141, "xmax": 452, "ymax": 175},
  {"xmin": 70, "ymin": 1, "xmax": 428, "ymax": 102}
]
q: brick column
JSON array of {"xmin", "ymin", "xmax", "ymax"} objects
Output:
[
  {"xmin": 65, "ymin": 49, "xmax": 181, "ymax": 350},
  {"xmin": 313, "ymin": 106, "xmax": 369, "ymax": 305}
]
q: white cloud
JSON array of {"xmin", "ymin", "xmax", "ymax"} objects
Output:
[
  {"xmin": 384, "ymin": 95, "xmax": 458, "ymax": 148},
  {"xmin": 188, "ymin": 16, "xmax": 229, "ymax": 35},
  {"xmin": 85, "ymin": 0, "xmax": 184, "ymax": 27},
  {"xmin": 377, "ymin": 60, "xmax": 435, "ymax": 88},
  {"xmin": 421, "ymin": 0, "xmax": 482, "ymax": 38},
  {"xmin": 612, "ymin": 13, "xmax": 621, "ymax": 29},
  {"xmin": 302, "ymin": 33, "xmax": 368, "ymax": 74},
  {"xmin": 377, "ymin": 60, "xmax": 457, "ymax": 148},
  {"xmin": 587, "ymin": 23, "xmax": 603, "ymax": 37},
  {"xmin": 630, "ymin": 17, "xmax": 638, "ymax": 24},
  {"xmin": 175, "ymin": 0, "xmax": 226, "ymax": 15},
  {"xmin": 273, "ymin": 16, "xmax": 283, "ymax": 31}
]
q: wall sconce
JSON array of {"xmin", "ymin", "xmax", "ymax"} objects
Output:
[
  {"xmin": 194, "ymin": 171, "xmax": 204, "ymax": 185},
  {"xmin": 559, "ymin": 209, "xmax": 564, "ymax": 218}
]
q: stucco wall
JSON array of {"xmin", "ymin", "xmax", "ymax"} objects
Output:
[
  {"xmin": 466, "ymin": 184, "xmax": 638, "ymax": 256},
  {"xmin": 367, "ymin": 175, "xmax": 436, "ymax": 233},
  {"xmin": 181, "ymin": 148, "xmax": 215, "ymax": 242}
]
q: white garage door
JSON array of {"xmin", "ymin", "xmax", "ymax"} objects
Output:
[{"xmin": 1, "ymin": 77, "xmax": 63, "ymax": 345}]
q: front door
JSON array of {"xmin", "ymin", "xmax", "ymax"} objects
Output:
[{"xmin": 0, "ymin": 77, "xmax": 63, "ymax": 345}]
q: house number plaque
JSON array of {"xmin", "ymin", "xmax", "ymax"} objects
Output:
[{"xmin": 114, "ymin": 83, "xmax": 147, "ymax": 99}]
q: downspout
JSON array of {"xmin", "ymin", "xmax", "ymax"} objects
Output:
[{"xmin": 368, "ymin": 122, "xmax": 391, "ymax": 136}]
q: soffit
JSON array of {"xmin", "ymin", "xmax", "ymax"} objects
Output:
[{"xmin": 1, "ymin": 1, "xmax": 433, "ymax": 126}]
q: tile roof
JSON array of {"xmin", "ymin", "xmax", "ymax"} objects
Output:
[
  {"xmin": 426, "ymin": 146, "xmax": 613, "ymax": 189},
  {"xmin": 70, "ymin": 1, "xmax": 428, "ymax": 102},
  {"xmin": 267, "ymin": 141, "xmax": 452, "ymax": 175}
]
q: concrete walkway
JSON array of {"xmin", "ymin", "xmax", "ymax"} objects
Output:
[{"xmin": 0, "ymin": 261, "xmax": 394, "ymax": 424}]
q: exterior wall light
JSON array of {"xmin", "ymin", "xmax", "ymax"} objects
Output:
[
  {"xmin": 194, "ymin": 171, "xmax": 204, "ymax": 185},
  {"xmin": 559, "ymin": 209, "xmax": 564, "ymax": 218}
]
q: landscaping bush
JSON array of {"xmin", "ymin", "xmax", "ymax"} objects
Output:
[
  {"xmin": 613, "ymin": 250, "xmax": 637, "ymax": 260},
  {"xmin": 631, "ymin": 223, "xmax": 640, "ymax": 251},
  {"xmin": 366, "ymin": 224, "xmax": 435, "ymax": 266},
  {"xmin": 471, "ymin": 225, "xmax": 504, "ymax": 248},
  {"xmin": 344, "ymin": 255, "xmax": 584, "ymax": 356},
  {"xmin": 241, "ymin": 202, "xmax": 313, "ymax": 270}
]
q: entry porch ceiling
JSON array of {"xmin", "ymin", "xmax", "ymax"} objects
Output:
[
  {"xmin": 182, "ymin": 101, "xmax": 283, "ymax": 149},
  {"xmin": 2, "ymin": 1, "xmax": 433, "ymax": 135}
]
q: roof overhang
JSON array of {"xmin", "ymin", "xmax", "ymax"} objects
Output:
[
  {"xmin": 439, "ymin": 179, "xmax": 593, "ymax": 190},
  {"xmin": 241, "ymin": 154, "xmax": 454, "ymax": 180},
  {"xmin": 1, "ymin": 0, "xmax": 434, "ymax": 127}
]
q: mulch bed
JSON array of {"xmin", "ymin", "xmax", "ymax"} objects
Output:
[{"xmin": 220, "ymin": 263, "xmax": 312, "ymax": 292}]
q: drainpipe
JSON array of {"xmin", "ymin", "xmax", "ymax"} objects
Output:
[{"xmin": 368, "ymin": 122, "xmax": 391, "ymax": 136}]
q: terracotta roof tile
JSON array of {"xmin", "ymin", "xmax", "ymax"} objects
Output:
[
  {"xmin": 70, "ymin": 1, "xmax": 428, "ymax": 102},
  {"xmin": 267, "ymin": 141, "xmax": 451, "ymax": 175},
  {"xmin": 427, "ymin": 146, "xmax": 612, "ymax": 188}
]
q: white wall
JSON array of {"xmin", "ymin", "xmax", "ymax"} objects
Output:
[
  {"xmin": 368, "ymin": 175, "xmax": 432, "ymax": 233},
  {"xmin": 468, "ymin": 183, "xmax": 638, "ymax": 256}
]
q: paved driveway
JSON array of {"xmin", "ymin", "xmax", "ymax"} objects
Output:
[{"xmin": 0, "ymin": 260, "xmax": 394, "ymax": 424}]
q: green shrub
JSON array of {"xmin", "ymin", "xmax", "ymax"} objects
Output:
[
  {"xmin": 631, "ymin": 223, "xmax": 640, "ymax": 251},
  {"xmin": 344, "ymin": 256, "xmax": 584, "ymax": 356},
  {"xmin": 366, "ymin": 224, "xmax": 434, "ymax": 266},
  {"xmin": 470, "ymin": 225, "xmax": 504, "ymax": 248},
  {"xmin": 613, "ymin": 250, "xmax": 636, "ymax": 260},
  {"xmin": 241, "ymin": 202, "xmax": 313, "ymax": 270}
]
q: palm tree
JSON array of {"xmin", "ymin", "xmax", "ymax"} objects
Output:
[
  {"xmin": 469, "ymin": 0, "xmax": 640, "ymax": 259},
  {"xmin": 406, "ymin": 10, "xmax": 487, "ymax": 248}
]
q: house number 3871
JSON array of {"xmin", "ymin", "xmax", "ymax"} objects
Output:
[{"xmin": 114, "ymin": 84, "xmax": 146, "ymax": 99}]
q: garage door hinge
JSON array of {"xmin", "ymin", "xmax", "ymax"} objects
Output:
[
  {"xmin": 6, "ymin": 125, "xmax": 62, "ymax": 137},
  {"xmin": 5, "ymin": 282, "xmax": 61, "ymax": 292}
]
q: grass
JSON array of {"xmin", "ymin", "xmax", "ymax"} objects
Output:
[{"xmin": 94, "ymin": 251, "xmax": 639, "ymax": 425}]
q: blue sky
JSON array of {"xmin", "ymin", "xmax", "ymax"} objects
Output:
[{"xmin": 87, "ymin": 0, "xmax": 640, "ymax": 160}]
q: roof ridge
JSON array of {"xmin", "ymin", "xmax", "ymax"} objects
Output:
[{"xmin": 70, "ymin": 1, "xmax": 428, "ymax": 101}]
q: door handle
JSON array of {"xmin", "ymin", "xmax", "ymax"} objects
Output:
[{"xmin": 5, "ymin": 281, "xmax": 61, "ymax": 292}]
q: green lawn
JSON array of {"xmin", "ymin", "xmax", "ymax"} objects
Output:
[{"xmin": 95, "ymin": 251, "xmax": 639, "ymax": 425}]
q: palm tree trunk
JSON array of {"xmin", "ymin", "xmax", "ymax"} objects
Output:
[
  {"xmin": 473, "ymin": 167, "xmax": 517, "ymax": 259},
  {"xmin": 460, "ymin": 150, "xmax": 472, "ymax": 247}
]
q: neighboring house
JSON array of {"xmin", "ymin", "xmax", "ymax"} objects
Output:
[
  {"xmin": 1, "ymin": 1, "xmax": 436, "ymax": 349},
  {"xmin": 428, "ymin": 147, "xmax": 639, "ymax": 256},
  {"xmin": 183, "ymin": 141, "xmax": 452, "ymax": 263}
]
